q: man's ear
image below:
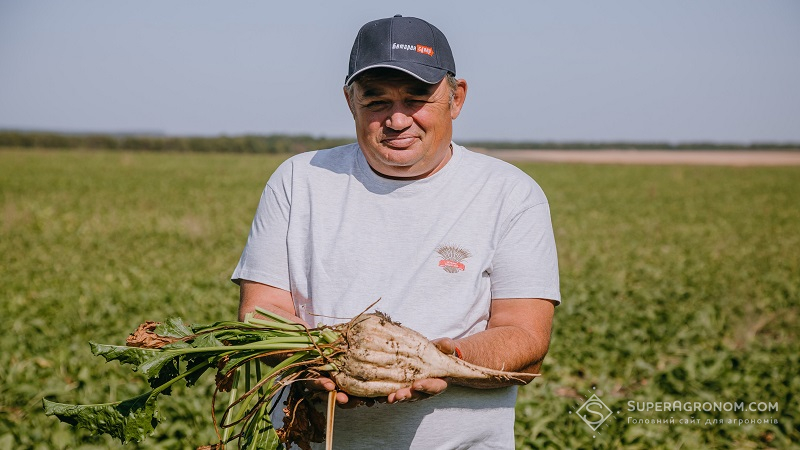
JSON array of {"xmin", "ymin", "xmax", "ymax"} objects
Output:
[
  {"xmin": 343, "ymin": 86, "xmax": 356, "ymax": 117},
  {"xmin": 450, "ymin": 79, "xmax": 468, "ymax": 120}
]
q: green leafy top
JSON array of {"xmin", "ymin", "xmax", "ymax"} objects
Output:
[{"xmin": 44, "ymin": 311, "xmax": 342, "ymax": 449}]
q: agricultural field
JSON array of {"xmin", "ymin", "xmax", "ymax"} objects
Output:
[{"xmin": 1, "ymin": 149, "xmax": 798, "ymax": 449}]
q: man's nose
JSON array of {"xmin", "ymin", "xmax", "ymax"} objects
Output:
[{"xmin": 385, "ymin": 109, "xmax": 413, "ymax": 130}]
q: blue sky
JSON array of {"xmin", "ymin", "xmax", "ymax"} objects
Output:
[{"xmin": 1, "ymin": 1, "xmax": 798, "ymax": 143}]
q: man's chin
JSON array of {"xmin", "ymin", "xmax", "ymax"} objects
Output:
[{"xmin": 371, "ymin": 158, "xmax": 425, "ymax": 179}]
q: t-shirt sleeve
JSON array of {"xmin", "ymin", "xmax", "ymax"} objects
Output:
[
  {"xmin": 490, "ymin": 202, "xmax": 561, "ymax": 303},
  {"xmin": 230, "ymin": 182, "xmax": 291, "ymax": 290}
]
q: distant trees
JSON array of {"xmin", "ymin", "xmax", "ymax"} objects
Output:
[
  {"xmin": 0, "ymin": 131, "xmax": 352, "ymax": 154},
  {"xmin": 461, "ymin": 140, "xmax": 800, "ymax": 151},
  {"xmin": 0, "ymin": 131, "xmax": 797, "ymax": 153}
]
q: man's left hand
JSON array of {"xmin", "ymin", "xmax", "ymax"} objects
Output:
[{"xmin": 385, "ymin": 337, "xmax": 453, "ymax": 403}]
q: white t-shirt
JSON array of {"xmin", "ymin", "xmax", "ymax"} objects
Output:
[{"xmin": 232, "ymin": 142, "xmax": 560, "ymax": 449}]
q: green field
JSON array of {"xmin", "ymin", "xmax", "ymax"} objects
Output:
[{"xmin": 1, "ymin": 149, "xmax": 798, "ymax": 449}]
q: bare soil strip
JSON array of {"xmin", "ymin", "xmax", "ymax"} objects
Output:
[{"xmin": 481, "ymin": 149, "xmax": 800, "ymax": 166}]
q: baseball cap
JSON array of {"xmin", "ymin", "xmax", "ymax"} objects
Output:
[{"xmin": 345, "ymin": 15, "xmax": 456, "ymax": 86}]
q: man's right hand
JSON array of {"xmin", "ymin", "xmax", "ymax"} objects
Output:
[{"xmin": 304, "ymin": 376, "xmax": 380, "ymax": 408}]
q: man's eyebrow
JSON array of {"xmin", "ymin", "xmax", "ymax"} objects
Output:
[
  {"xmin": 359, "ymin": 87, "xmax": 385, "ymax": 98},
  {"xmin": 405, "ymin": 85, "xmax": 435, "ymax": 96},
  {"xmin": 357, "ymin": 82, "xmax": 436, "ymax": 99}
]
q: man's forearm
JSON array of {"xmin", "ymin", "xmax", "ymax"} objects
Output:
[
  {"xmin": 447, "ymin": 298, "xmax": 555, "ymax": 388},
  {"xmin": 237, "ymin": 280, "xmax": 304, "ymax": 324},
  {"xmin": 450, "ymin": 325, "xmax": 549, "ymax": 388}
]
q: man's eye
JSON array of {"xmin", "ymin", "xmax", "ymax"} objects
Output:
[{"xmin": 364, "ymin": 101, "xmax": 389, "ymax": 109}]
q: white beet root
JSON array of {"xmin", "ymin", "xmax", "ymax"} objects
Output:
[{"xmin": 331, "ymin": 312, "xmax": 538, "ymax": 397}]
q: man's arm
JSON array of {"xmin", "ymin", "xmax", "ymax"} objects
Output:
[
  {"xmin": 388, "ymin": 297, "xmax": 555, "ymax": 402},
  {"xmin": 239, "ymin": 282, "xmax": 556, "ymax": 403},
  {"xmin": 448, "ymin": 297, "xmax": 555, "ymax": 386},
  {"xmin": 238, "ymin": 279, "xmax": 302, "ymax": 324}
]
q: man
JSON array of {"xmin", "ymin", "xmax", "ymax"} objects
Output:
[{"xmin": 232, "ymin": 15, "xmax": 560, "ymax": 449}]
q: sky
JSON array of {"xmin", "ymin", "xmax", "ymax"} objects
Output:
[{"xmin": 1, "ymin": 1, "xmax": 799, "ymax": 143}]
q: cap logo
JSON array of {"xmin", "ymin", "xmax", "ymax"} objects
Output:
[
  {"xmin": 416, "ymin": 44, "xmax": 434, "ymax": 56},
  {"xmin": 392, "ymin": 42, "xmax": 434, "ymax": 57}
]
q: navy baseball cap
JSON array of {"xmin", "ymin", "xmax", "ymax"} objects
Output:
[{"xmin": 345, "ymin": 15, "xmax": 456, "ymax": 86}]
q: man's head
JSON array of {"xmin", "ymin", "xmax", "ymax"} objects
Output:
[{"xmin": 343, "ymin": 16, "xmax": 467, "ymax": 180}]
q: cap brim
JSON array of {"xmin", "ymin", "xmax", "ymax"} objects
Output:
[{"xmin": 345, "ymin": 61, "xmax": 448, "ymax": 86}]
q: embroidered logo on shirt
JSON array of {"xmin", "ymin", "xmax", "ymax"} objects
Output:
[{"xmin": 436, "ymin": 244, "xmax": 472, "ymax": 273}]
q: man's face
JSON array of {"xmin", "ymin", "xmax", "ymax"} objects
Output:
[{"xmin": 345, "ymin": 69, "xmax": 467, "ymax": 179}]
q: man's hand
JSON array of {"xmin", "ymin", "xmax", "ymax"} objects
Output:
[
  {"xmin": 303, "ymin": 374, "xmax": 448, "ymax": 407},
  {"xmin": 304, "ymin": 376, "xmax": 366, "ymax": 408},
  {"xmin": 303, "ymin": 338, "xmax": 455, "ymax": 406},
  {"xmin": 385, "ymin": 378, "xmax": 448, "ymax": 403},
  {"xmin": 382, "ymin": 337, "xmax": 454, "ymax": 403}
]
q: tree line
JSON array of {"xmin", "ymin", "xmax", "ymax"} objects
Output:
[
  {"xmin": 0, "ymin": 131, "xmax": 352, "ymax": 154},
  {"xmin": 463, "ymin": 140, "xmax": 800, "ymax": 151},
  {"xmin": 1, "ymin": 130, "xmax": 797, "ymax": 153}
]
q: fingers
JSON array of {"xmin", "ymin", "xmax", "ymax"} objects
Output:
[
  {"xmin": 304, "ymin": 377, "xmax": 382, "ymax": 407},
  {"xmin": 338, "ymin": 395, "xmax": 381, "ymax": 409},
  {"xmin": 336, "ymin": 391, "xmax": 352, "ymax": 405},
  {"xmin": 303, "ymin": 377, "xmax": 349, "ymax": 404},
  {"xmin": 306, "ymin": 376, "xmax": 448, "ymax": 407},
  {"xmin": 337, "ymin": 394, "xmax": 361, "ymax": 409},
  {"xmin": 431, "ymin": 337, "xmax": 457, "ymax": 356},
  {"xmin": 386, "ymin": 378, "xmax": 448, "ymax": 403},
  {"xmin": 304, "ymin": 376, "xmax": 336, "ymax": 392},
  {"xmin": 413, "ymin": 378, "xmax": 448, "ymax": 395}
]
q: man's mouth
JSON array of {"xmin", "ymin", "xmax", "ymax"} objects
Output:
[{"xmin": 382, "ymin": 136, "xmax": 417, "ymax": 148}]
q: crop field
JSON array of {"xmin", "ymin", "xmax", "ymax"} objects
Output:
[{"xmin": 1, "ymin": 149, "xmax": 798, "ymax": 449}]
